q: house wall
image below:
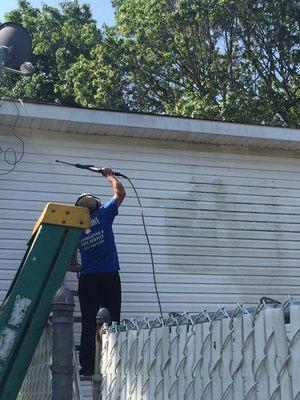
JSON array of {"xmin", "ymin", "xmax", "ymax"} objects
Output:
[{"xmin": 1, "ymin": 128, "xmax": 300, "ymax": 327}]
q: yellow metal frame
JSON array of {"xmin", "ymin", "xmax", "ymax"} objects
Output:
[{"xmin": 30, "ymin": 203, "xmax": 91, "ymax": 242}]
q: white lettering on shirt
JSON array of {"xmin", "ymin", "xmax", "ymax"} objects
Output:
[
  {"xmin": 80, "ymin": 229, "xmax": 105, "ymax": 251},
  {"xmin": 90, "ymin": 217, "xmax": 100, "ymax": 227}
]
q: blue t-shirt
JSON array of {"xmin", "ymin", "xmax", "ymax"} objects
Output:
[{"xmin": 78, "ymin": 197, "xmax": 119, "ymax": 274}]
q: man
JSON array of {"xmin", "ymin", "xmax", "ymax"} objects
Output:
[{"xmin": 73, "ymin": 167, "xmax": 126, "ymax": 376}]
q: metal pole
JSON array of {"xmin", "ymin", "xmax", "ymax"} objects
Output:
[
  {"xmin": 93, "ymin": 307, "xmax": 112, "ymax": 399},
  {"xmin": 95, "ymin": 307, "xmax": 112, "ymax": 373},
  {"xmin": 51, "ymin": 286, "xmax": 75, "ymax": 400}
]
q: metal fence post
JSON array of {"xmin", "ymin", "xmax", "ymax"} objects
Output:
[
  {"xmin": 51, "ymin": 286, "xmax": 75, "ymax": 400},
  {"xmin": 93, "ymin": 307, "xmax": 112, "ymax": 400},
  {"xmin": 96, "ymin": 308, "xmax": 112, "ymax": 373}
]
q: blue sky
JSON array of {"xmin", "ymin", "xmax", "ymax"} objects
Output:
[{"xmin": 0, "ymin": 0, "xmax": 115, "ymax": 26}]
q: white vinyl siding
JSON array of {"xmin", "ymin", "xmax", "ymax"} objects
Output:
[{"xmin": 1, "ymin": 130, "xmax": 300, "ymax": 326}]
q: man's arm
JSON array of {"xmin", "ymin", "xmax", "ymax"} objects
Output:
[{"xmin": 102, "ymin": 167, "xmax": 126, "ymax": 206}]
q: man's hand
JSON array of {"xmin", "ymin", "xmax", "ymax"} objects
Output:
[
  {"xmin": 100, "ymin": 167, "xmax": 114, "ymax": 177},
  {"xmin": 101, "ymin": 166, "xmax": 126, "ymax": 206}
]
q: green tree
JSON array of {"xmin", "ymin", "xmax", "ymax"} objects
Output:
[
  {"xmin": 96, "ymin": 0, "xmax": 299, "ymax": 126},
  {"xmin": 1, "ymin": 0, "xmax": 299, "ymax": 126},
  {"xmin": 0, "ymin": 0, "xmax": 106, "ymax": 106}
]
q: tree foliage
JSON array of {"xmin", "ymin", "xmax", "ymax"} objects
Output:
[
  {"xmin": 1, "ymin": 0, "xmax": 299, "ymax": 126},
  {"xmin": 0, "ymin": 0, "xmax": 112, "ymax": 106}
]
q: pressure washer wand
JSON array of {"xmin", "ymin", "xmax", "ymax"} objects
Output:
[{"xmin": 55, "ymin": 159, "xmax": 127, "ymax": 178}]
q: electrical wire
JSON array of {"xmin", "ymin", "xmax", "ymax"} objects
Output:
[
  {"xmin": 0, "ymin": 97, "xmax": 25, "ymax": 175},
  {"xmin": 123, "ymin": 175, "xmax": 164, "ymax": 319}
]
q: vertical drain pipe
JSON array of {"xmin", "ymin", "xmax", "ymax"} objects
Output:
[{"xmin": 51, "ymin": 286, "xmax": 75, "ymax": 400}]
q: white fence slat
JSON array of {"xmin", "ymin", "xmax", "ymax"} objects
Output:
[
  {"xmin": 148, "ymin": 327, "xmax": 157, "ymax": 399},
  {"xmin": 232, "ymin": 316, "xmax": 244, "ymax": 400},
  {"xmin": 124, "ymin": 329, "xmax": 134, "ymax": 400},
  {"xmin": 106, "ymin": 331, "xmax": 118, "ymax": 400},
  {"xmin": 154, "ymin": 327, "xmax": 164, "ymax": 400},
  {"xmin": 177, "ymin": 324, "xmax": 188, "ymax": 399},
  {"xmin": 242, "ymin": 313, "xmax": 256, "ymax": 400},
  {"xmin": 264, "ymin": 309, "xmax": 278, "ymax": 399},
  {"xmin": 211, "ymin": 320, "xmax": 222, "ymax": 399},
  {"xmin": 221, "ymin": 317, "xmax": 233, "ymax": 399},
  {"xmin": 271, "ymin": 308, "xmax": 292, "ymax": 400},
  {"xmin": 169, "ymin": 325, "xmax": 179, "ymax": 399},
  {"xmin": 135, "ymin": 329, "xmax": 144, "ymax": 399},
  {"xmin": 112, "ymin": 330, "xmax": 122, "ymax": 399},
  {"xmin": 184, "ymin": 325, "xmax": 196, "ymax": 400},
  {"xmin": 119, "ymin": 331, "xmax": 128, "ymax": 400},
  {"xmin": 101, "ymin": 331, "xmax": 110, "ymax": 400},
  {"xmin": 130, "ymin": 329, "xmax": 140, "ymax": 399},
  {"xmin": 161, "ymin": 326, "xmax": 171, "ymax": 400},
  {"xmin": 193, "ymin": 323, "xmax": 203, "ymax": 400},
  {"xmin": 254, "ymin": 311, "xmax": 269, "ymax": 400},
  {"xmin": 200, "ymin": 321, "xmax": 212, "ymax": 400},
  {"xmin": 136, "ymin": 329, "xmax": 148, "ymax": 399},
  {"xmin": 141, "ymin": 328, "xmax": 151, "ymax": 400},
  {"xmin": 287, "ymin": 304, "xmax": 300, "ymax": 399},
  {"xmin": 115, "ymin": 331, "xmax": 122, "ymax": 399}
]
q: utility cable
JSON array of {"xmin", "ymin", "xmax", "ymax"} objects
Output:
[{"xmin": 0, "ymin": 97, "xmax": 25, "ymax": 175}]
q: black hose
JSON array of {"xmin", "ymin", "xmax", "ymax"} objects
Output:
[{"xmin": 123, "ymin": 175, "xmax": 164, "ymax": 319}]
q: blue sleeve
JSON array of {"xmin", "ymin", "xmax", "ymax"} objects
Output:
[{"xmin": 101, "ymin": 197, "xmax": 118, "ymax": 224}]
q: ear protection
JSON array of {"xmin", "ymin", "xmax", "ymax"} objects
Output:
[{"xmin": 75, "ymin": 193, "xmax": 100, "ymax": 211}]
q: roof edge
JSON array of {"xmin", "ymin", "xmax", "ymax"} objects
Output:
[{"xmin": 0, "ymin": 100, "xmax": 299, "ymax": 149}]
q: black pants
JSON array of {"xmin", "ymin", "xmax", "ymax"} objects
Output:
[{"xmin": 78, "ymin": 271, "xmax": 121, "ymax": 372}]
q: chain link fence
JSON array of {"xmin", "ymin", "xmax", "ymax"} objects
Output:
[
  {"xmin": 97, "ymin": 298, "xmax": 300, "ymax": 400},
  {"xmin": 17, "ymin": 323, "xmax": 53, "ymax": 400},
  {"xmin": 17, "ymin": 322, "xmax": 82, "ymax": 400},
  {"xmin": 16, "ymin": 285, "xmax": 81, "ymax": 400}
]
